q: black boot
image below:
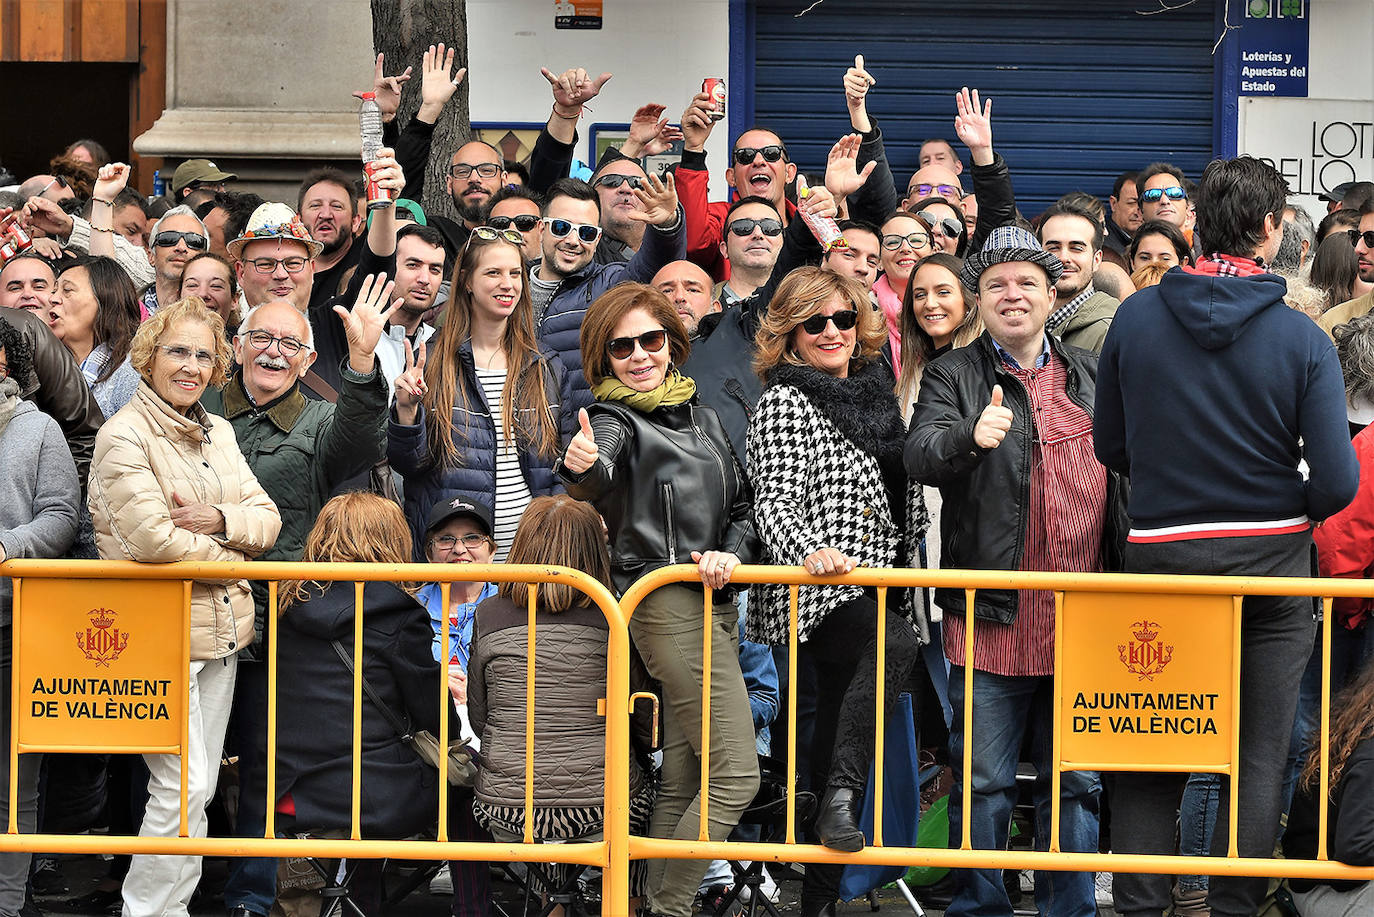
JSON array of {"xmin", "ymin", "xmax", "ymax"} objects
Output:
[
  {"xmin": 800, "ymin": 901, "xmax": 839, "ymax": 917},
  {"xmin": 813, "ymin": 785, "xmax": 865, "ymax": 853}
]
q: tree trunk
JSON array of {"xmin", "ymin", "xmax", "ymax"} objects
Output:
[{"xmin": 368, "ymin": 0, "xmax": 470, "ymax": 221}]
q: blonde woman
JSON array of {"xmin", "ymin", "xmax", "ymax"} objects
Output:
[{"xmin": 88, "ymin": 297, "xmax": 281, "ymax": 917}]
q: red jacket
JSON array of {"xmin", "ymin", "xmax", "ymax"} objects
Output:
[
  {"xmin": 676, "ymin": 151, "xmax": 799, "ymax": 282},
  {"xmin": 1314, "ymin": 423, "xmax": 1374, "ymax": 630}
]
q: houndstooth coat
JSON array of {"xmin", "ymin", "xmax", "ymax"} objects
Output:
[{"xmin": 745, "ymin": 363, "xmax": 929, "ymax": 646}]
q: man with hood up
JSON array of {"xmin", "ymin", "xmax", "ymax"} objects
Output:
[{"xmin": 1094, "ymin": 156, "xmax": 1359, "ymax": 917}]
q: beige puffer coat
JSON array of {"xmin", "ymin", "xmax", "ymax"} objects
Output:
[{"xmin": 89, "ymin": 382, "xmax": 281, "ymax": 660}]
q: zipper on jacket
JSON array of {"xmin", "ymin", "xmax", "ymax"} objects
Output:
[
  {"xmin": 661, "ymin": 483, "xmax": 677, "ymax": 563},
  {"xmin": 689, "ymin": 406, "xmax": 730, "ymax": 521}
]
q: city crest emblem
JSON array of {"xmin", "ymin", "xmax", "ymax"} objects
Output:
[
  {"xmin": 76, "ymin": 608, "xmax": 130, "ymax": 668},
  {"xmin": 1118, "ymin": 619, "xmax": 1173, "ymax": 681}
]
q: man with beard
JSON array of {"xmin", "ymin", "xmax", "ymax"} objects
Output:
[
  {"xmin": 298, "ymin": 168, "xmax": 366, "ymax": 311},
  {"xmin": 375, "ymin": 224, "xmax": 444, "ymax": 387},
  {"xmin": 429, "ymin": 140, "xmax": 507, "ymax": 254},
  {"xmin": 1037, "ymin": 200, "xmax": 1119, "ymax": 352},
  {"xmin": 1319, "ymin": 202, "xmax": 1374, "ymax": 336},
  {"xmin": 652, "ymin": 260, "xmax": 719, "ymax": 338}
]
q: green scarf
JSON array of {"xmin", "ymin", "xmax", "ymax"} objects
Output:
[{"xmin": 591, "ymin": 367, "xmax": 697, "ymax": 412}]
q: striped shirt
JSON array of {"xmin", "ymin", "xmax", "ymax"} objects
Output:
[
  {"xmin": 943, "ymin": 352, "xmax": 1108, "ymax": 677},
  {"xmin": 475, "ymin": 367, "xmax": 533, "ymax": 562}
]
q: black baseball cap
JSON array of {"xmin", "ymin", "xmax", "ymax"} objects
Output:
[
  {"xmin": 1319, "ymin": 181, "xmax": 1356, "ymax": 203},
  {"xmin": 424, "ymin": 495, "xmax": 494, "ymax": 538}
]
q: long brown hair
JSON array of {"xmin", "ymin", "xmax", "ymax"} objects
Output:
[
  {"xmin": 1300, "ymin": 658, "xmax": 1374, "ymax": 796},
  {"xmin": 896, "ymin": 253, "xmax": 982, "ymax": 408},
  {"xmin": 279, "ymin": 493, "xmax": 415, "ymax": 611},
  {"xmin": 753, "ymin": 267, "xmax": 884, "ymax": 382},
  {"xmin": 61, "ymin": 256, "xmax": 141, "ymax": 383},
  {"xmin": 499, "ymin": 495, "xmax": 611, "ymax": 613},
  {"xmin": 424, "ymin": 236, "xmax": 560, "ymax": 464}
]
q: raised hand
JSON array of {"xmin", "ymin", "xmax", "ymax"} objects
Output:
[
  {"xmin": 394, "ymin": 338, "xmax": 428, "ymax": 422},
  {"xmin": 170, "ymin": 492, "xmax": 225, "ymax": 535},
  {"xmin": 335, "ymin": 273, "xmax": 401, "ymax": 372},
  {"xmin": 692, "ymin": 550, "xmax": 741, "ymax": 590},
  {"xmin": 623, "ymin": 104, "xmax": 685, "ymax": 158},
  {"xmin": 419, "ymin": 43, "xmax": 466, "ymax": 120},
  {"xmin": 541, "ymin": 66, "xmax": 612, "ymax": 114},
  {"xmin": 366, "ymin": 147, "xmax": 405, "ymax": 193},
  {"xmin": 843, "ymin": 54, "xmax": 875, "ymax": 108},
  {"xmin": 954, "ymin": 86, "xmax": 994, "ymax": 166},
  {"xmin": 562, "ymin": 408, "xmax": 599, "ymax": 475},
  {"xmin": 21, "ymin": 196, "xmax": 74, "ymax": 239},
  {"xmin": 799, "ymin": 183, "xmax": 839, "ymax": 222},
  {"xmin": 353, "ymin": 53, "xmax": 413, "ymax": 124},
  {"xmin": 93, "ymin": 163, "xmax": 132, "ymax": 203},
  {"xmin": 804, "ymin": 547, "xmax": 856, "ymax": 576},
  {"xmin": 824, "ymin": 133, "xmax": 877, "ymax": 202},
  {"xmin": 625, "ymin": 172, "xmax": 679, "ymax": 226},
  {"xmin": 680, "ymin": 90, "xmax": 718, "ymax": 153},
  {"xmin": 974, "ymin": 384, "xmax": 1013, "ymax": 449}
]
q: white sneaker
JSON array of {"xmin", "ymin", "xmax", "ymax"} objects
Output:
[
  {"xmin": 429, "ymin": 867, "xmax": 453, "ymax": 896},
  {"xmin": 1095, "ymin": 872, "xmax": 1114, "ymax": 907}
]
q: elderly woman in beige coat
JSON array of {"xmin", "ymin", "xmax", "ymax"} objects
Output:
[{"xmin": 88, "ymin": 296, "xmax": 280, "ymax": 917}]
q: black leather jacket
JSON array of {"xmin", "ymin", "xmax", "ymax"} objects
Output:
[
  {"xmin": 904, "ymin": 332, "xmax": 1129, "ymax": 624},
  {"xmin": 558, "ymin": 397, "xmax": 760, "ymax": 595}
]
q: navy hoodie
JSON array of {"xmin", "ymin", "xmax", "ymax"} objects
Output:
[{"xmin": 1095, "ymin": 266, "xmax": 1357, "ymax": 532}]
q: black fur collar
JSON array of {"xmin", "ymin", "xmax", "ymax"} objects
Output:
[{"xmin": 768, "ymin": 359, "xmax": 905, "ymax": 463}]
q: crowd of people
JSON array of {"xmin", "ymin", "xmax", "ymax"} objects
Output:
[{"xmin": 2, "ymin": 47, "xmax": 1374, "ymax": 917}]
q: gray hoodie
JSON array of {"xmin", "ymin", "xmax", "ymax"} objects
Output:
[{"xmin": 0, "ymin": 396, "xmax": 80, "ymax": 623}]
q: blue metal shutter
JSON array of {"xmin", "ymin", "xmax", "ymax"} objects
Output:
[{"xmin": 750, "ymin": 0, "xmax": 1217, "ymax": 217}]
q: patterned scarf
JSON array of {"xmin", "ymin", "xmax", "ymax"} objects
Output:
[
  {"xmin": 1183, "ymin": 253, "xmax": 1270, "ymax": 278},
  {"xmin": 591, "ymin": 366, "xmax": 697, "ymax": 413}
]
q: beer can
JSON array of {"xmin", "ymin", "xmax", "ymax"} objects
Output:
[{"xmin": 702, "ymin": 78, "xmax": 727, "ymax": 123}]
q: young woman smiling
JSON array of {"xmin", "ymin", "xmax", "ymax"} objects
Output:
[{"xmin": 389, "ymin": 230, "xmax": 574, "ymax": 561}]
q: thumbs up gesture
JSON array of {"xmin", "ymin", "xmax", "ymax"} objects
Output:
[
  {"xmin": 843, "ymin": 54, "xmax": 876, "ymax": 107},
  {"xmin": 973, "ymin": 384, "xmax": 1013, "ymax": 449},
  {"xmin": 563, "ymin": 408, "xmax": 599, "ymax": 474}
]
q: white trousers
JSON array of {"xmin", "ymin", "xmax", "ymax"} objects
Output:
[{"xmin": 121, "ymin": 655, "xmax": 237, "ymax": 917}]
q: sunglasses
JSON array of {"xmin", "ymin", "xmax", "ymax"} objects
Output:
[
  {"xmin": 908, "ymin": 182, "xmax": 960, "ymax": 199},
  {"xmin": 487, "ymin": 214, "xmax": 541, "ymax": 233},
  {"xmin": 732, "ymin": 145, "xmax": 787, "ymax": 166},
  {"xmin": 607, "ymin": 329, "xmax": 668, "ymax": 360},
  {"xmin": 882, "ymin": 231, "xmax": 931, "ymax": 251},
  {"xmin": 1346, "ymin": 229, "xmax": 1374, "ymax": 248},
  {"xmin": 542, "ymin": 218, "xmax": 603, "ymax": 245},
  {"xmin": 799, "ymin": 309, "xmax": 859, "ymax": 335},
  {"xmin": 153, "ymin": 230, "xmax": 208, "ymax": 251},
  {"xmin": 917, "ymin": 212, "xmax": 964, "ymax": 238},
  {"xmin": 592, "ymin": 174, "xmax": 645, "ymax": 191},
  {"xmin": 1141, "ymin": 186, "xmax": 1187, "ymax": 203},
  {"xmin": 242, "ymin": 330, "xmax": 307, "ymax": 357},
  {"xmin": 468, "ymin": 226, "xmax": 525, "ymax": 246},
  {"xmin": 726, "ymin": 217, "xmax": 783, "ymax": 237}
]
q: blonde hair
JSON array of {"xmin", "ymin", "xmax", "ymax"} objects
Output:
[
  {"xmin": 1129, "ymin": 262, "xmax": 1170, "ymax": 291},
  {"xmin": 499, "ymin": 495, "xmax": 611, "ymax": 613},
  {"xmin": 753, "ymin": 267, "xmax": 885, "ymax": 381},
  {"xmin": 279, "ymin": 493, "xmax": 416, "ymax": 611},
  {"xmin": 129, "ymin": 296, "xmax": 232, "ymax": 388}
]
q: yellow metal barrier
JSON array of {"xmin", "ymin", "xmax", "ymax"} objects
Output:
[
  {"xmin": 4, "ymin": 558, "xmax": 1374, "ymax": 915},
  {"xmin": 618, "ymin": 564, "xmax": 1374, "ymax": 889},
  {"xmin": 0, "ymin": 558, "xmax": 632, "ymax": 910}
]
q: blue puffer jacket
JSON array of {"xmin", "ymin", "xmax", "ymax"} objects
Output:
[
  {"xmin": 387, "ymin": 338, "xmax": 576, "ymax": 556},
  {"xmin": 534, "ymin": 211, "xmax": 686, "ymax": 411}
]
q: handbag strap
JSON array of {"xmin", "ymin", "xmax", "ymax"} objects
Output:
[
  {"xmin": 301, "ymin": 369, "xmax": 339, "ymax": 404},
  {"xmin": 331, "ymin": 640, "xmax": 414, "ymax": 742}
]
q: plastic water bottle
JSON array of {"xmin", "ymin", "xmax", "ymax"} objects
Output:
[
  {"xmin": 795, "ymin": 175, "xmax": 848, "ymax": 252},
  {"xmin": 358, "ymin": 92, "xmax": 392, "ymax": 210},
  {"xmin": 151, "ymin": 170, "xmax": 166, "ymax": 199}
]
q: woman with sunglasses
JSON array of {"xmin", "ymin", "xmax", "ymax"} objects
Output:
[
  {"xmin": 46, "ymin": 255, "xmax": 142, "ymax": 417},
  {"xmin": 914, "ymin": 197, "xmax": 970, "ymax": 257},
  {"xmin": 390, "ymin": 227, "xmax": 574, "ymax": 562},
  {"xmin": 872, "ymin": 210, "xmax": 934, "ymax": 370},
  {"xmin": 749, "ymin": 267, "xmax": 925, "ymax": 917},
  {"xmin": 557, "ymin": 283, "xmax": 759, "ymax": 917}
]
